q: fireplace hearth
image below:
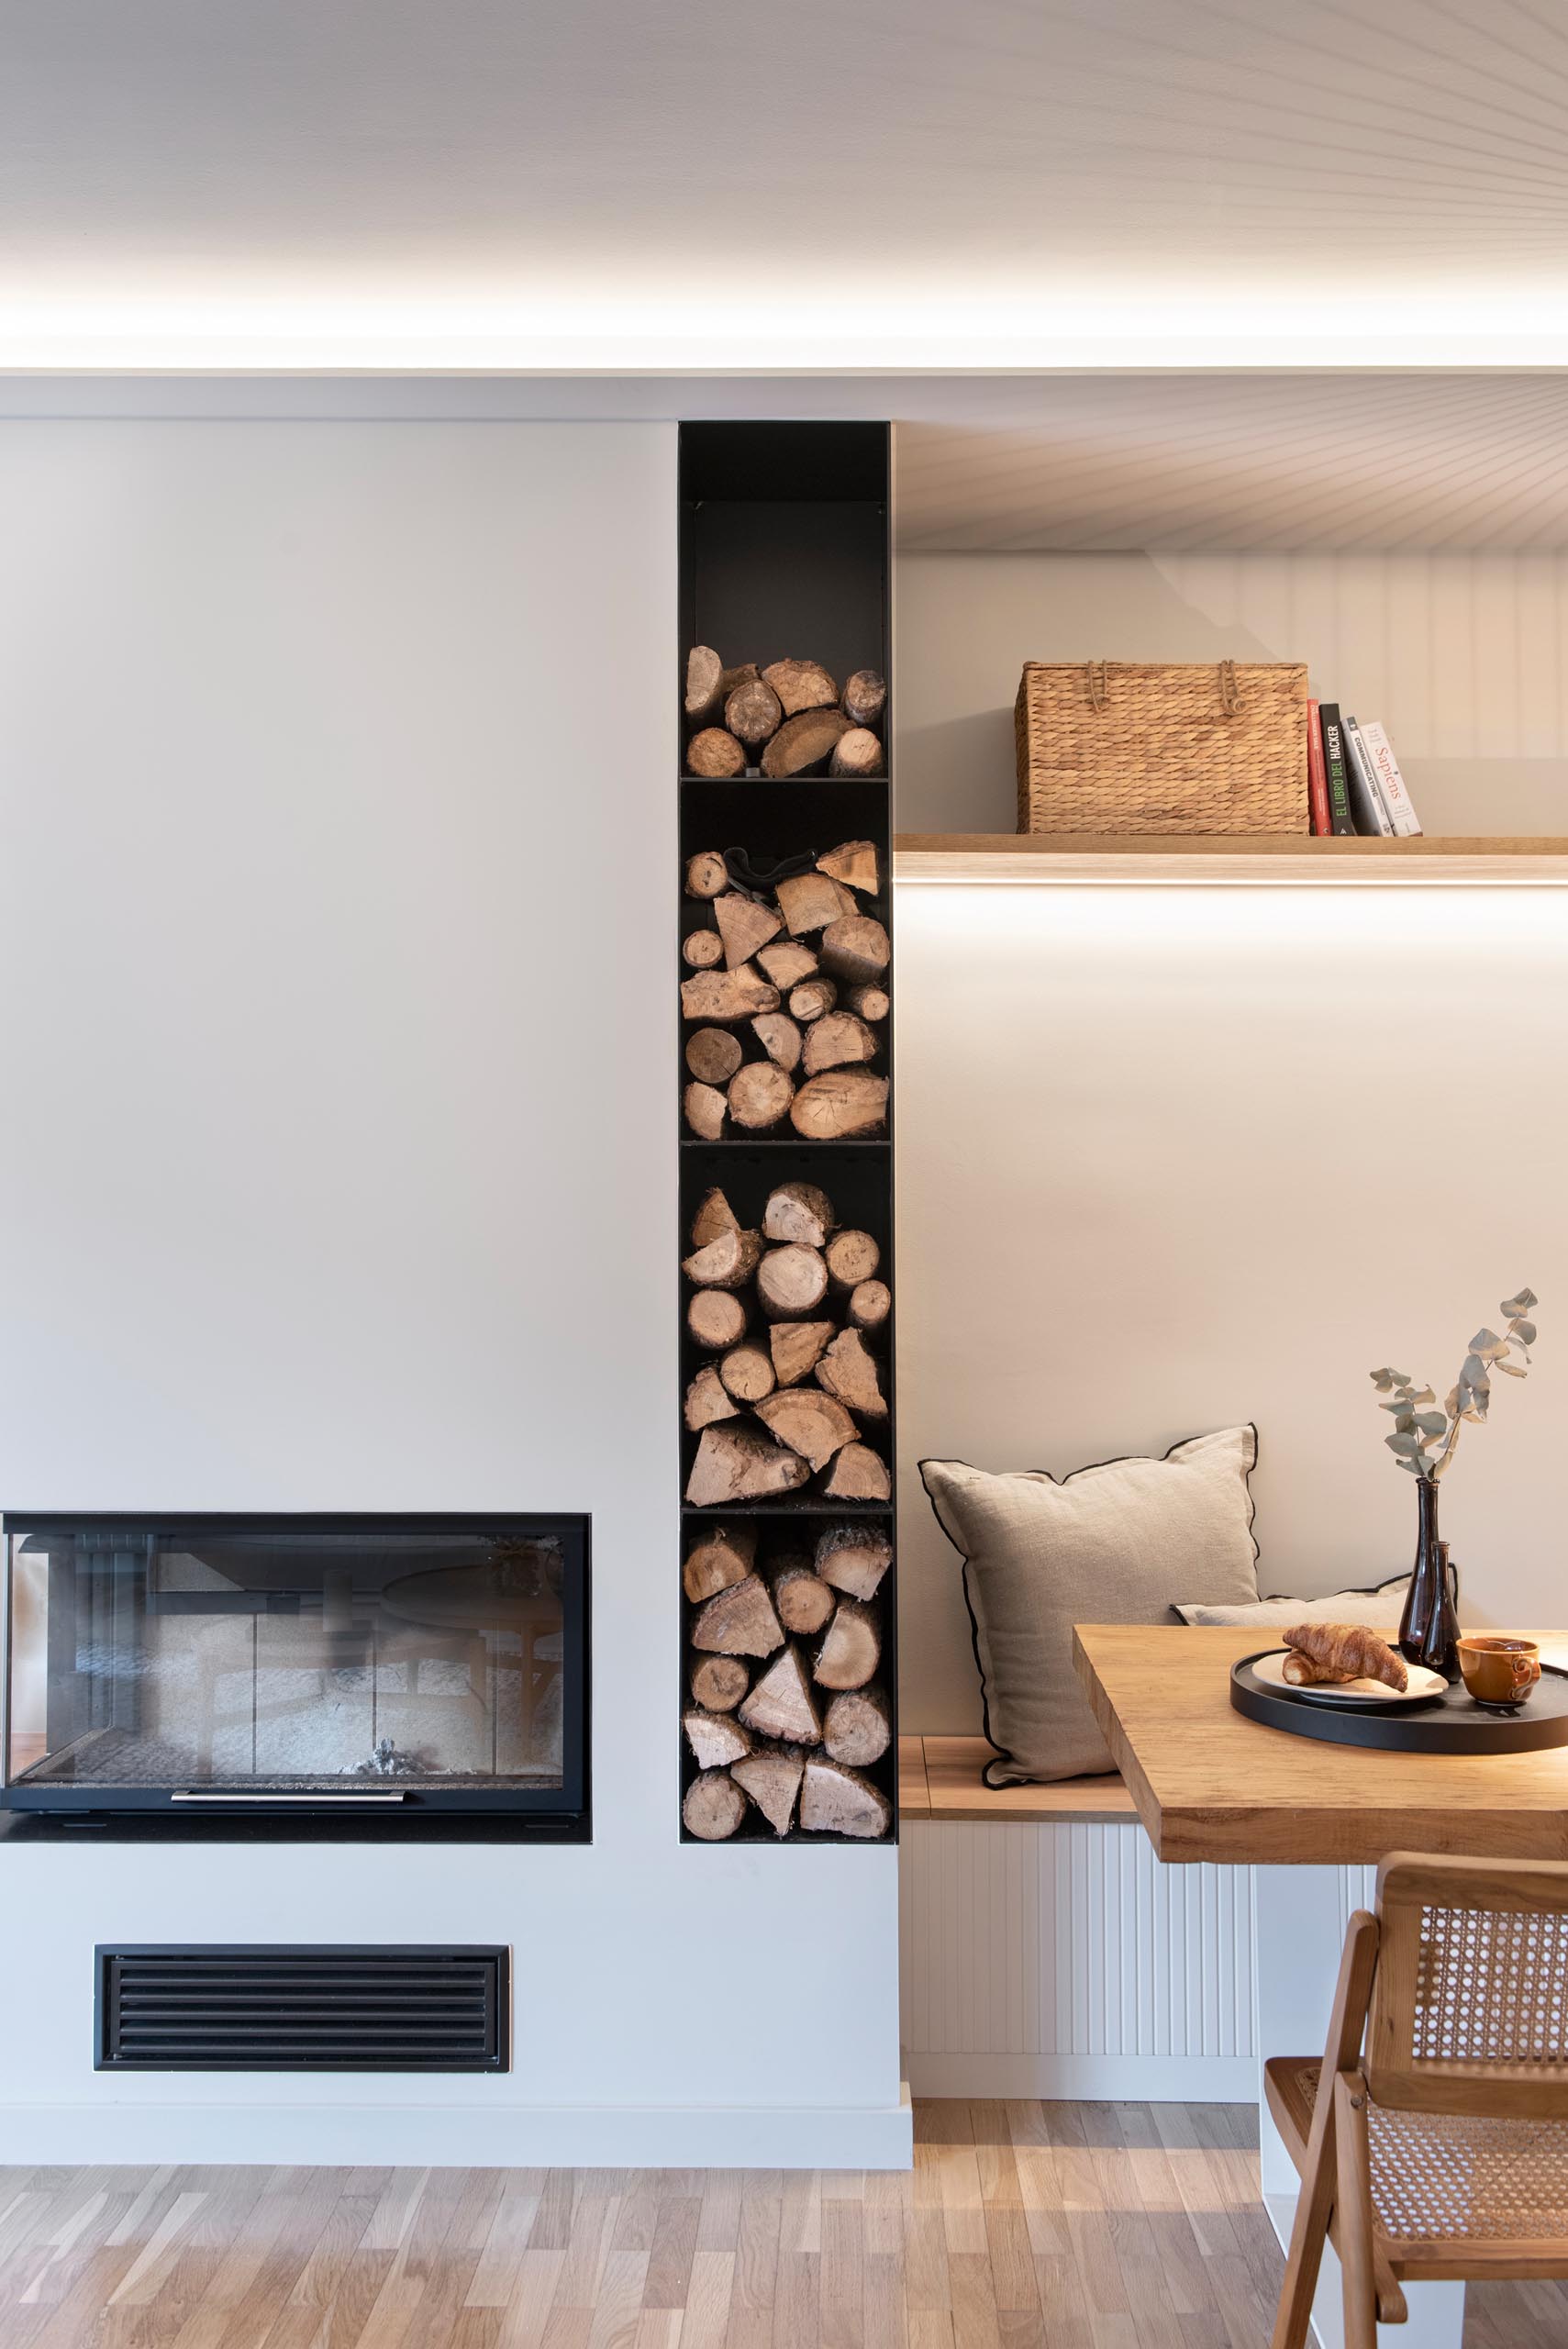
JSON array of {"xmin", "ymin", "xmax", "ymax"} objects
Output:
[{"xmin": 1, "ymin": 1514, "xmax": 589, "ymax": 1840}]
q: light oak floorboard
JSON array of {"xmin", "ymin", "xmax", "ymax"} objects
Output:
[{"xmin": 0, "ymin": 2104, "xmax": 1556, "ymax": 2347}]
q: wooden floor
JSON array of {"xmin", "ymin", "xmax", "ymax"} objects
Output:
[{"xmin": 0, "ymin": 2101, "xmax": 1561, "ymax": 2348}]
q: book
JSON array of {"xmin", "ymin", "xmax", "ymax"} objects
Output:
[
  {"xmin": 1316, "ymin": 703, "xmax": 1358, "ymax": 837},
  {"xmin": 1356, "ymin": 719, "xmax": 1422, "ymax": 836},
  {"xmin": 1341, "ymin": 713, "xmax": 1394, "ymax": 836},
  {"xmin": 1306, "ymin": 698, "xmax": 1329, "ymax": 835}
]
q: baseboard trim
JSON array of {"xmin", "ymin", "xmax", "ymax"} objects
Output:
[
  {"xmin": 0, "ymin": 2087, "xmax": 915, "ymax": 2170},
  {"xmin": 906, "ymin": 2052, "xmax": 1255, "ymax": 2102}
]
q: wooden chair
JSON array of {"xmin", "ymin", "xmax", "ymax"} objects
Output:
[{"xmin": 1268, "ymin": 1852, "xmax": 1568, "ymax": 2348}]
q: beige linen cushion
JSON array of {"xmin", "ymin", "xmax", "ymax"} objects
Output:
[
  {"xmin": 1174, "ymin": 1574, "xmax": 1409, "ymax": 1631},
  {"xmin": 920, "ymin": 1425, "xmax": 1261, "ymax": 1784}
]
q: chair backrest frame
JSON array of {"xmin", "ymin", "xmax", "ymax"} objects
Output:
[{"xmin": 1368, "ymin": 1853, "xmax": 1568, "ymax": 2119}]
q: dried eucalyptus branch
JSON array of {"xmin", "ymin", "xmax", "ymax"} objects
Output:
[{"xmin": 1370, "ymin": 1288, "xmax": 1540, "ymax": 1481}]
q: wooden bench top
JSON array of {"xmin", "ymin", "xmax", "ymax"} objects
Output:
[{"xmin": 898, "ymin": 1736, "xmax": 1138, "ymax": 1824}]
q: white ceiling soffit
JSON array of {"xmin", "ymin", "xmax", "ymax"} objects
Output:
[
  {"xmin": 893, "ymin": 374, "xmax": 1568, "ymax": 551},
  {"xmin": 4, "ymin": 0, "xmax": 1568, "ymax": 371}
]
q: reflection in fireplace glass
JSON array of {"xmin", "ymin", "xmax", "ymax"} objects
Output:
[{"xmin": 6, "ymin": 1525, "xmax": 569, "ymax": 1794}]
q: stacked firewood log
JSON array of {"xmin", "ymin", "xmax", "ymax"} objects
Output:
[
  {"xmin": 684, "ymin": 648, "xmax": 886, "ymax": 780},
  {"xmin": 683, "ymin": 1520, "xmax": 893, "ymax": 1842},
  {"xmin": 682, "ymin": 840, "xmax": 889, "ymax": 1139}
]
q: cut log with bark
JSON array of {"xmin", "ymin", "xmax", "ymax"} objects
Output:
[
  {"xmin": 714, "ymin": 892, "xmax": 783, "ymax": 972},
  {"xmin": 824, "ymin": 1228, "xmax": 880, "ymax": 1287},
  {"xmin": 814, "ymin": 1598, "xmax": 882, "ymax": 1690},
  {"xmin": 802, "ymin": 1010, "xmax": 878, "ymax": 1077},
  {"xmin": 690, "ymin": 1186, "xmax": 740, "ymax": 1248},
  {"xmin": 754, "ymin": 1386, "xmax": 859, "ymax": 1473},
  {"xmin": 684, "ymin": 1709, "xmax": 751, "ymax": 1770},
  {"xmin": 686, "ymin": 728, "xmax": 746, "ymax": 779},
  {"xmin": 815, "ymin": 1327, "xmax": 887, "ymax": 1420},
  {"xmin": 727, "ymin": 1062, "xmax": 795, "ymax": 1130},
  {"xmin": 751, "ymin": 1013, "xmax": 802, "ymax": 1073},
  {"xmin": 791, "ymin": 1071, "xmax": 888, "ymax": 1139},
  {"xmin": 725, "ymin": 677, "xmax": 784, "ymax": 754},
  {"xmin": 686, "ymin": 1288, "xmax": 747, "ymax": 1352},
  {"xmin": 685, "ymin": 849, "xmax": 729, "ymax": 900},
  {"xmin": 738, "ymin": 1648, "xmax": 822, "ymax": 1745},
  {"xmin": 721, "ymin": 662, "xmax": 760, "ymax": 696},
  {"xmin": 815, "ymin": 1525, "xmax": 893, "ymax": 1602},
  {"xmin": 821, "ymin": 1442, "xmax": 892, "ymax": 1501},
  {"xmin": 828, "ymin": 729, "xmax": 884, "ymax": 779},
  {"xmin": 757, "ymin": 938, "xmax": 819, "ymax": 989},
  {"xmin": 690, "ymin": 1653, "xmax": 748, "ymax": 1712},
  {"xmin": 717, "ymin": 1342, "xmax": 774, "ymax": 1404},
  {"xmin": 846, "ymin": 984, "xmax": 889, "ymax": 1023},
  {"xmin": 771, "ymin": 1563, "xmax": 837, "ymax": 1636},
  {"xmin": 841, "ymin": 670, "xmax": 887, "ymax": 731},
  {"xmin": 770, "ymin": 1318, "xmax": 835, "ymax": 1387},
  {"xmin": 685, "ymin": 1027, "xmax": 743, "ymax": 1085},
  {"xmin": 690, "ymin": 1573, "xmax": 784, "ymax": 1656},
  {"xmin": 847, "ymin": 1278, "xmax": 892, "ymax": 1331},
  {"xmin": 762, "ymin": 1181, "xmax": 836, "ymax": 1250},
  {"xmin": 681, "ymin": 966, "xmax": 780, "ymax": 1024},
  {"xmin": 684, "ymin": 1523, "xmax": 757, "ymax": 1604},
  {"xmin": 682, "ymin": 928, "xmax": 724, "ymax": 970},
  {"xmin": 822, "ymin": 1685, "xmax": 892, "ymax": 1769},
  {"xmin": 762, "ymin": 657, "xmax": 839, "ymax": 717},
  {"xmin": 756, "ymin": 1242, "xmax": 828, "ymax": 1319},
  {"xmin": 684, "ymin": 1770, "xmax": 747, "ymax": 1840},
  {"xmin": 774, "ymin": 870, "xmax": 855, "ymax": 937},
  {"xmin": 762, "ymin": 707, "xmax": 854, "ymax": 779},
  {"xmin": 686, "ymin": 1424, "xmax": 809, "ymax": 1508},
  {"xmin": 684, "ymin": 1083, "xmax": 726, "ymax": 1139},
  {"xmin": 683, "ymin": 1226, "xmax": 762, "ymax": 1289},
  {"xmin": 799, "ymin": 1758, "xmax": 891, "ymax": 1839},
  {"xmin": 684, "ymin": 1364, "xmax": 739, "ymax": 1431},
  {"xmin": 731, "ymin": 1748, "xmax": 805, "ymax": 1838},
  {"xmin": 789, "ymin": 978, "xmax": 838, "ymax": 1025},
  {"xmin": 817, "ymin": 840, "xmax": 881, "ymax": 896},
  {"xmin": 684, "ymin": 646, "xmax": 725, "ymax": 729},
  {"xmin": 820, "ymin": 914, "xmax": 891, "ymax": 987}
]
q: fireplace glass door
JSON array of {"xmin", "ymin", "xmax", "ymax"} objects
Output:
[{"xmin": 3, "ymin": 1516, "xmax": 587, "ymax": 1820}]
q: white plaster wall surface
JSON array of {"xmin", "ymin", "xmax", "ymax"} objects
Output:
[
  {"xmin": 0, "ymin": 421, "xmax": 905, "ymax": 2165},
  {"xmin": 895, "ymin": 880, "xmax": 1568, "ymax": 1731},
  {"xmin": 894, "ymin": 549, "xmax": 1568, "ymax": 839}
]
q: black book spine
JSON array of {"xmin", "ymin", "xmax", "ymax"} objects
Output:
[{"xmin": 1318, "ymin": 703, "xmax": 1356, "ymax": 837}]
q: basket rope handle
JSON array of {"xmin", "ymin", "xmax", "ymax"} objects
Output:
[{"xmin": 1082, "ymin": 658, "xmax": 1240, "ymax": 715}]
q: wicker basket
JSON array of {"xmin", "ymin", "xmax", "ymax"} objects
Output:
[{"xmin": 1015, "ymin": 659, "xmax": 1309, "ymax": 836}]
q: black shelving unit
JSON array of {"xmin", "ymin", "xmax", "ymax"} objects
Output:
[{"xmin": 678, "ymin": 421, "xmax": 895, "ymax": 1844}]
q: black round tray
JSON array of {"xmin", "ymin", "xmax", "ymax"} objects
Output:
[{"xmin": 1230, "ymin": 1651, "xmax": 1568, "ymax": 1754}]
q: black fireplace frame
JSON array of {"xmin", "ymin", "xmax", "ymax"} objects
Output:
[{"xmin": 0, "ymin": 1511, "xmax": 591, "ymax": 1843}]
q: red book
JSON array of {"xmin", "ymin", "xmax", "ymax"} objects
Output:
[{"xmin": 1306, "ymin": 696, "xmax": 1329, "ymax": 835}]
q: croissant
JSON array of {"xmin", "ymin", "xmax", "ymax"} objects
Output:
[{"xmin": 1280, "ymin": 1622, "xmax": 1407, "ymax": 1692}]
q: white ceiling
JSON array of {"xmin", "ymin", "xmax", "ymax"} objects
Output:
[{"xmin": 4, "ymin": 0, "xmax": 1568, "ymax": 369}]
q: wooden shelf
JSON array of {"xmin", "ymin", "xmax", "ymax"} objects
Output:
[
  {"xmin": 897, "ymin": 1737, "xmax": 1138, "ymax": 1825},
  {"xmin": 895, "ymin": 835, "xmax": 1568, "ymax": 886}
]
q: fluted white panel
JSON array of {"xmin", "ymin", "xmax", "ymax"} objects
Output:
[
  {"xmin": 1339, "ymin": 1865, "xmax": 1379, "ymax": 1935},
  {"xmin": 900, "ymin": 1820, "xmax": 1255, "ymax": 2099}
]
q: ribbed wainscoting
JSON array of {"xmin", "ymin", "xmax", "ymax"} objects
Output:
[{"xmin": 899, "ymin": 1820, "xmax": 1256, "ymax": 2099}]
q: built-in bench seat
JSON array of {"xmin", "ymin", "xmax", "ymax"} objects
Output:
[{"xmin": 898, "ymin": 1735, "xmax": 1138, "ymax": 1824}]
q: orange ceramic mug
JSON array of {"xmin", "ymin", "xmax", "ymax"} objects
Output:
[{"xmin": 1457, "ymin": 1636, "xmax": 1541, "ymax": 1707}]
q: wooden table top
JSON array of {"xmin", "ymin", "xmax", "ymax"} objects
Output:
[{"xmin": 1073, "ymin": 1624, "xmax": 1568, "ymax": 1866}]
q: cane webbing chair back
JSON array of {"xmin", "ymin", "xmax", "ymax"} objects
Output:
[{"xmin": 1368, "ymin": 1854, "xmax": 1568, "ymax": 2121}]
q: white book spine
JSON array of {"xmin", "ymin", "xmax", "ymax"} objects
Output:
[
  {"xmin": 1342, "ymin": 718, "xmax": 1394, "ymax": 835},
  {"xmin": 1357, "ymin": 720, "xmax": 1422, "ymax": 836}
]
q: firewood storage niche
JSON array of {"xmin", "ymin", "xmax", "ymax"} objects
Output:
[{"xmin": 678, "ymin": 423, "xmax": 895, "ymax": 1845}]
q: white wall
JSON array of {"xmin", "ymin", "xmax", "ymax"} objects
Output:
[
  {"xmin": 895, "ymin": 878, "xmax": 1568, "ymax": 1729},
  {"xmin": 0, "ymin": 420, "xmax": 906, "ymax": 2165},
  {"xmin": 895, "ymin": 550, "xmax": 1568, "ymax": 838}
]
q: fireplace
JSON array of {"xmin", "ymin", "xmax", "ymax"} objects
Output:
[{"xmin": 1, "ymin": 1514, "xmax": 589, "ymax": 1839}]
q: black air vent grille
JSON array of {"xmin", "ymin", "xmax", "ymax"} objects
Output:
[{"xmin": 95, "ymin": 1944, "xmax": 508, "ymax": 2072}]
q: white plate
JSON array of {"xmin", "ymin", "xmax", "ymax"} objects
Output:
[{"xmin": 1252, "ymin": 1651, "xmax": 1448, "ymax": 1705}]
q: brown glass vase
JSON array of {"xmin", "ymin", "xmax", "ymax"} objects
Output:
[{"xmin": 1398, "ymin": 1476, "xmax": 1462, "ymax": 1676}]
